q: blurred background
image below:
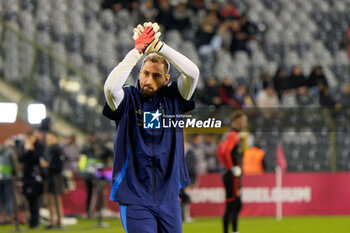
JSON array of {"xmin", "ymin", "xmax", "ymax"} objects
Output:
[{"xmin": 0, "ymin": 0, "xmax": 350, "ymax": 231}]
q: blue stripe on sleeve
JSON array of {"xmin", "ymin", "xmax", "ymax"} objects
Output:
[
  {"xmin": 119, "ymin": 203, "xmax": 128, "ymax": 233},
  {"xmin": 110, "ymin": 149, "xmax": 129, "ymax": 201},
  {"xmin": 176, "ymin": 145, "xmax": 183, "ymax": 190},
  {"xmin": 178, "ymin": 169, "xmax": 182, "ymax": 190}
]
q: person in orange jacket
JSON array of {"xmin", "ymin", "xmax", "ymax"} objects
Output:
[{"xmin": 243, "ymin": 139, "xmax": 266, "ymax": 175}]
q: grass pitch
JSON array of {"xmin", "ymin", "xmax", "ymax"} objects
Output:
[{"xmin": 1, "ymin": 216, "xmax": 349, "ymax": 233}]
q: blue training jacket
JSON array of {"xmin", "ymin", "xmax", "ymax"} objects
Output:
[{"xmin": 103, "ymin": 81, "xmax": 194, "ymax": 206}]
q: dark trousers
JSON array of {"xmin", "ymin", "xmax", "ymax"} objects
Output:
[
  {"xmin": 223, "ymin": 198, "xmax": 242, "ymax": 233},
  {"xmin": 222, "ymin": 171, "xmax": 242, "ymax": 233},
  {"xmin": 119, "ymin": 201, "xmax": 182, "ymax": 233},
  {"xmin": 0, "ymin": 180, "xmax": 14, "ymax": 218},
  {"xmin": 25, "ymin": 194, "xmax": 40, "ymax": 228},
  {"xmin": 85, "ymin": 178, "xmax": 93, "ymax": 217}
]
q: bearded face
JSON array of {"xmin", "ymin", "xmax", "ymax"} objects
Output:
[{"xmin": 139, "ymin": 61, "xmax": 170, "ymax": 98}]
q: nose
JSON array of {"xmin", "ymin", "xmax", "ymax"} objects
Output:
[{"xmin": 144, "ymin": 76, "xmax": 152, "ymax": 85}]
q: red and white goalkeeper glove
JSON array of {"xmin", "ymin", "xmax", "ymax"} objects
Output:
[
  {"xmin": 134, "ymin": 25, "xmax": 156, "ymax": 54},
  {"xmin": 133, "ymin": 22, "xmax": 163, "ymax": 54}
]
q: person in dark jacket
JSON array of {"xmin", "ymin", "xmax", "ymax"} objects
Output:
[
  {"xmin": 155, "ymin": 0, "xmax": 177, "ymax": 31},
  {"xmin": 45, "ymin": 132, "xmax": 65, "ymax": 228},
  {"xmin": 308, "ymin": 66, "xmax": 328, "ymax": 88},
  {"xmin": 101, "ymin": 0, "xmax": 132, "ymax": 12},
  {"xmin": 289, "ymin": 65, "xmax": 307, "ymax": 89},
  {"xmin": 103, "ymin": 23, "xmax": 199, "ymax": 233},
  {"xmin": 296, "ymin": 86, "xmax": 315, "ymax": 106},
  {"xmin": 273, "ymin": 67, "xmax": 289, "ymax": 100},
  {"xmin": 200, "ymin": 76, "xmax": 222, "ymax": 108},
  {"xmin": 194, "ymin": 21, "xmax": 216, "ymax": 49},
  {"xmin": 319, "ymin": 85, "xmax": 337, "ymax": 107},
  {"xmin": 21, "ymin": 131, "xmax": 47, "ymax": 228}
]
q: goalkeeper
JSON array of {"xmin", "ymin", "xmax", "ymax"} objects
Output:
[{"xmin": 103, "ymin": 22, "xmax": 199, "ymax": 233}]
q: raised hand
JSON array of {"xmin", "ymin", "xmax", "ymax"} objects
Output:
[{"xmin": 133, "ymin": 22, "xmax": 162, "ymax": 54}]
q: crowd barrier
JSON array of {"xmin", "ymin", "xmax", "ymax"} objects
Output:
[{"xmin": 62, "ymin": 172, "xmax": 350, "ymax": 217}]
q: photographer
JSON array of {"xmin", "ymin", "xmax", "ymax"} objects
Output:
[{"xmin": 21, "ymin": 131, "xmax": 47, "ymax": 228}]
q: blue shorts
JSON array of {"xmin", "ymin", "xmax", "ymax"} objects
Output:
[{"xmin": 119, "ymin": 201, "xmax": 182, "ymax": 233}]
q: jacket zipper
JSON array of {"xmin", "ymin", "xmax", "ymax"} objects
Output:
[{"xmin": 152, "ymin": 129, "xmax": 156, "ymax": 206}]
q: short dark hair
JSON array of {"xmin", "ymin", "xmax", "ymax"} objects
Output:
[
  {"xmin": 142, "ymin": 54, "xmax": 170, "ymax": 74},
  {"xmin": 231, "ymin": 110, "xmax": 246, "ymax": 122}
]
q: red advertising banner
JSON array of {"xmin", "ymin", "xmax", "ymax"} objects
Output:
[
  {"xmin": 62, "ymin": 172, "xmax": 350, "ymax": 217},
  {"xmin": 187, "ymin": 172, "xmax": 350, "ymax": 217},
  {"xmin": 62, "ymin": 177, "xmax": 118, "ymax": 215}
]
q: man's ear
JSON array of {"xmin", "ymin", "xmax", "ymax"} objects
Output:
[{"xmin": 165, "ymin": 73, "xmax": 170, "ymax": 84}]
